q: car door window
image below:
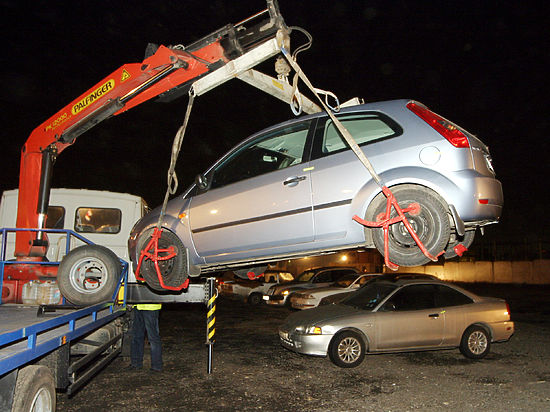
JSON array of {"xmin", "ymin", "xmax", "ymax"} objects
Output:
[
  {"xmin": 313, "ymin": 271, "xmax": 333, "ymax": 283},
  {"xmin": 382, "ymin": 284, "xmax": 437, "ymax": 311},
  {"xmin": 210, "ymin": 122, "xmax": 312, "ymax": 190},
  {"xmin": 434, "ymin": 285, "xmax": 473, "ymax": 307},
  {"xmin": 311, "ymin": 112, "xmax": 402, "ymax": 159}
]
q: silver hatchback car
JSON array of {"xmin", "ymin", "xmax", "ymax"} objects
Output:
[
  {"xmin": 279, "ymin": 275, "xmax": 514, "ymax": 368},
  {"xmin": 129, "ymin": 100, "xmax": 502, "ymax": 289}
]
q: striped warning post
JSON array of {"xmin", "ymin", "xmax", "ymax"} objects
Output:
[{"xmin": 206, "ymin": 277, "xmax": 216, "ymax": 373}]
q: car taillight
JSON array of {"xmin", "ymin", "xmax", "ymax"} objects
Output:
[
  {"xmin": 505, "ymin": 302, "xmax": 511, "ymax": 320},
  {"xmin": 407, "ymin": 101, "xmax": 470, "ymax": 148}
]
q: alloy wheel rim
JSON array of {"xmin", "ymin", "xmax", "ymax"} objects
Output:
[
  {"xmin": 468, "ymin": 330, "xmax": 488, "ymax": 355},
  {"xmin": 338, "ymin": 337, "xmax": 361, "ymax": 363}
]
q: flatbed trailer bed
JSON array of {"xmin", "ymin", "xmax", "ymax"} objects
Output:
[{"xmin": 0, "ymin": 301, "xmax": 126, "ymax": 377}]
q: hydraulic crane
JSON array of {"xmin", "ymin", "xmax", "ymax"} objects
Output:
[{"xmin": 13, "ymin": 1, "xmax": 320, "ymax": 268}]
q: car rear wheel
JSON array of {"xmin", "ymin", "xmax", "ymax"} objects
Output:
[
  {"xmin": 136, "ymin": 229, "xmax": 188, "ymax": 291},
  {"xmin": 329, "ymin": 331, "xmax": 365, "ymax": 368},
  {"xmin": 370, "ymin": 186, "xmax": 450, "ymax": 267},
  {"xmin": 460, "ymin": 325, "xmax": 491, "ymax": 359}
]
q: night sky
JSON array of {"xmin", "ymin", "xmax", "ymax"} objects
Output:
[{"xmin": 3, "ymin": 1, "xmax": 549, "ymax": 242}]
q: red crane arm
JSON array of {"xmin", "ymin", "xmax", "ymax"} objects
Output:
[{"xmin": 15, "ymin": 1, "xmax": 287, "ymax": 257}]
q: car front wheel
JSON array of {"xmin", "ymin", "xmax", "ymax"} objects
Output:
[
  {"xmin": 329, "ymin": 331, "xmax": 365, "ymax": 368},
  {"xmin": 460, "ymin": 325, "xmax": 491, "ymax": 359},
  {"xmin": 136, "ymin": 229, "xmax": 188, "ymax": 291}
]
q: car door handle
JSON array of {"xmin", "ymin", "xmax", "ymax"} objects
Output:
[
  {"xmin": 283, "ymin": 176, "xmax": 307, "ymax": 187},
  {"xmin": 428, "ymin": 313, "xmax": 439, "ymax": 318}
]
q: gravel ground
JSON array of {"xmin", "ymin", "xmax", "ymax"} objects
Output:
[{"xmin": 57, "ymin": 283, "xmax": 550, "ymax": 412}]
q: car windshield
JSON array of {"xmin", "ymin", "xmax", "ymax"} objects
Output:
[
  {"xmin": 332, "ymin": 274, "xmax": 359, "ymax": 288},
  {"xmin": 295, "ymin": 270, "xmax": 316, "ymax": 282},
  {"xmin": 340, "ymin": 283, "xmax": 397, "ymax": 310}
]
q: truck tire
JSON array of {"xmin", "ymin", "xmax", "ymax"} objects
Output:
[
  {"xmin": 136, "ymin": 229, "xmax": 188, "ymax": 291},
  {"xmin": 12, "ymin": 365, "xmax": 56, "ymax": 412},
  {"xmin": 247, "ymin": 293, "xmax": 263, "ymax": 306},
  {"xmin": 370, "ymin": 186, "xmax": 450, "ymax": 267},
  {"xmin": 58, "ymin": 244, "xmax": 121, "ymax": 305}
]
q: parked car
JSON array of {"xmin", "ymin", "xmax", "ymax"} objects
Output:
[
  {"xmin": 279, "ymin": 274, "xmax": 514, "ymax": 368},
  {"xmin": 290, "ymin": 273, "xmax": 381, "ymax": 310},
  {"xmin": 218, "ymin": 270, "xmax": 294, "ymax": 305},
  {"xmin": 263, "ymin": 267, "xmax": 359, "ymax": 307},
  {"xmin": 318, "ymin": 273, "xmax": 439, "ymax": 306},
  {"xmin": 129, "ymin": 100, "xmax": 503, "ymax": 290}
]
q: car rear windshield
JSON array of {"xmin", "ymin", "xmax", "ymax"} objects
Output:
[{"xmin": 341, "ymin": 283, "xmax": 397, "ymax": 310}]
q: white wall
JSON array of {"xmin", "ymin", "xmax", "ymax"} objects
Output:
[{"xmin": 392, "ymin": 259, "xmax": 550, "ymax": 284}]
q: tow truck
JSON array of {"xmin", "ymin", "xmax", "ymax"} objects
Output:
[{"xmin": 1, "ymin": 2, "xmax": 325, "ymax": 410}]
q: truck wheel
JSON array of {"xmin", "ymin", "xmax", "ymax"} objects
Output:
[
  {"xmin": 136, "ymin": 229, "xmax": 188, "ymax": 291},
  {"xmin": 370, "ymin": 186, "xmax": 450, "ymax": 267},
  {"xmin": 247, "ymin": 293, "xmax": 263, "ymax": 306},
  {"xmin": 444, "ymin": 229, "xmax": 475, "ymax": 259},
  {"xmin": 12, "ymin": 365, "xmax": 56, "ymax": 412},
  {"xmin": 58, "ymin": 245, "xmax": 121, "ymax": 305},
  {"xmin": 329, "ymin": 331, "xmax": 365, "ymax": 368}
]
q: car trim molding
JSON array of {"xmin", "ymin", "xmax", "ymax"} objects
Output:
[{"xmin": 192, "ymin": 199, "xmax": 352, "ymax": 234}]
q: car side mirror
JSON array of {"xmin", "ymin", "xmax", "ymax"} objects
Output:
[{"xmin": 195, "ymin": 173, "xmax": 209, "ymax": 190}]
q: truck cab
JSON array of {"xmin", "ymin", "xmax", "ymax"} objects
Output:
[{"xmin": 0, "ymin": 188, "xmax": 148, "ymax": 262}]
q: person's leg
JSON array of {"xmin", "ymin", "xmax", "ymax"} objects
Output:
[
  {"xmin": 130, "ymin": 308, "xmax": 145, "ymax": 368},
  {"xmin": 143, "ymin": 310, "xmax": 163, "ymax": 371}
]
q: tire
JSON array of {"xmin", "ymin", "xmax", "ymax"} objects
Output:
[
  {"xmin": 136, "ymin": 229, "xmax": 188, "ymax": 291},
  {"xmin": 247, "ymin": 293, "xmax": 263, "ymax": 306},
  {"xmin": 444, "ymin": 229, "xmax": 475, "ymax": 259},
  {"xmin": 58, "ymin": 245, "xmax": 121, "ymax": 305},
  {"xmin": 460, "ymin": 325, "xmax": 491, "ymax": 359},
  {"xmin": 12, "ymin": 365, "xmax": 56, "ymax": 412},
  {"xmin": 370, "ymin": 186, "xmax": 450, "ymax": 267},
  {"xmin": 328, "ymin": 331, "xmax": 365, "ymax": 368}
]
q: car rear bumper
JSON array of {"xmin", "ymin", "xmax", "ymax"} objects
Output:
[
  {"xmin": 490, "ymin": 320, "xmax": 515, "ymax": 342},
  {"xmin": 451, "ymin": 174, "xmax": 503, "ymax": 223}
]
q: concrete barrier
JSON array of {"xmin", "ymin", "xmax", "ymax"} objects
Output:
[{"xmin": 393, "ymin": 259, "xmax": 550, "ymax": 284}]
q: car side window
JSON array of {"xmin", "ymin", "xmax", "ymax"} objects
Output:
[
  {"xmin": 209, "ymin": 121, "xmax": 312, "ymax": 190},
  {"xmin": 383, "ymin": 284, "xmax": 437, "ymax": 311},
  {"xmin": 311, "ymin": 112, "xmax": 402, "ymax": 159},
  {"xmin": 435, "ymin": 285, "xmax": 473, "ymax": 307},
  {"xmin": 313, "ymin": 271, "xmax": 333, "ymax": 283}
]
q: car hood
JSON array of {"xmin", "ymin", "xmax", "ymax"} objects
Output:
[
  {"xmin": 271, "ymin": 283, "xmax": 316, "ymax": 294},
  {"xmin": 282, "ymin": 303, "xmax": 359, "ymax": 330},
  {"xmin": 296, "ymin": 286, "xmax": 347, "ymax": 296}
]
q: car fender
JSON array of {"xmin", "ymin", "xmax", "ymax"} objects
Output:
[{"xmin": 330, "ymin": 326, "xmax": 371, "ymax": 352}]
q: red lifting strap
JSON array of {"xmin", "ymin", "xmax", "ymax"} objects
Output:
[
  {"xmin": 135, "ymin": 227, "xmax": 189, "ymax": 291},
  {"xmin": 353, "ymin": 186, "xmax": 442, "ymax": 271}
]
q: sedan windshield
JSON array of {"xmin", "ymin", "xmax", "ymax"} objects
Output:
[{"xmin": 341, "ymin": 283, "xmax": 397, "ymax": 310}]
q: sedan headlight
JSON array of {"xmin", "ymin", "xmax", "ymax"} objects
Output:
[{"xmin": 282, "ymin": 290, "xmax": 290, "ymax": 296}]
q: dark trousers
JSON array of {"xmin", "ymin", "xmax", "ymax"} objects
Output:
[{"xmin": 130, "ymin": 308, "xmax": 163, "ymax": 371}]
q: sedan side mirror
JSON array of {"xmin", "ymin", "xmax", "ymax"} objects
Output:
[{"xmin": 195, "ymin": 173, "xmax": 209, "ymax": 190}]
